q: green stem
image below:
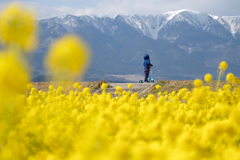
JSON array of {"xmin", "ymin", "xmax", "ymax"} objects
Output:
[{"xmin": 216, "ymin": 70, "xmax": 222, "ymax": 91}]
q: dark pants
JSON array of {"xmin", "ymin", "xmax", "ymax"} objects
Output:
[{"xmin": 144, "ymin": 69, "xmax": 149, "ymax": 82}]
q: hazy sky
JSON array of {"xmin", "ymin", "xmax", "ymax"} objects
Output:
[{"xmin": 0, "ymin": 0, "xmax": 240, "ymax": 19}]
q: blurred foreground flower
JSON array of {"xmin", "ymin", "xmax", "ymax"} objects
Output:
[
  {"xmin": 0, "ymin": 2, "xmax": 38, "ymax": 53},
  {"xmin": 0, "ymin": 54, "xmax": 29, "ymax": 95},
  {"xmin": 44, "ymin": 34, "xmax": 91, "ymax": 80}
]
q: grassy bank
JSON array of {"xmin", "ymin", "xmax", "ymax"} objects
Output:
[
  {"xmin": 31, "ymin": 80, "xmax": 229, "ymax": 98},
  {"xmin": 31, "ymin": 79, "xmax": 106, "ymax": 94}
]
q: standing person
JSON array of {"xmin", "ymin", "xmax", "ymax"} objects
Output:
[{"xmin": 143, "ymin": 54, "xmax": 153, "ymax": 83}]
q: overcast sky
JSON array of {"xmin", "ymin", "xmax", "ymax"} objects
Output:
[{"xmin": 0, "ymin": 0, "xmax": 240, "ymax": 19}]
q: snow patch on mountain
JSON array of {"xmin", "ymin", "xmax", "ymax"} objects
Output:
[
  {"xmin": 220, "ymin": 16, "xmax": 240, "ymax": 37},
  {"xmin": 57, "ymin": 15, "xmax": 67, "ymax": 19},
  {"xmin": 117, "ymin": 14, "xmax": 167, "ymax": 39},
  {"xmin": 197, "ymin": 12, "xmax": 222, "ymax": 33},
  {"xmin": 163, "ymin": 9, "xmax": 200, "ymax": 21},
  {"xmin": 166, "ymin": 10, "xmax": 202, "ymax": 30},
  {"xmin": 75, "ymin": 15, "xmax": 106, "ymax": 33},
  {"xmin": 209, "ymin": 14, "xmax": 219, "ymax": 20},
  {"xmin": 164, "ymin": 33, "xmax": 179, "ymax": 43}
]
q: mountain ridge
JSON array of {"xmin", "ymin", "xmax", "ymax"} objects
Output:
[{"xmin": 41, "ymin": 10, "xmax": 240, "ymax": 41}]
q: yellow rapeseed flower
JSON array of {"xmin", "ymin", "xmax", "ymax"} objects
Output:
[
  {"xmin": 48, "ymin": 85, "xmax": 54, "ymax": 90},
  {"xmin": 218, "ymin": 61, "xmax": 228, "ymax": 71},
  {"xmin": 204, "ymin": 73, "xmax": 213, "ymax": 82},
  {"xmin": 116, "ymin": 86, "xmax": 122, "ymax": 92},
  {"xmin": 44, "ymin": 34, "xmax": 91, "ymax": 79},
  {"xmin": 0, "ymin": 54, "xmax": 29, "ymax": 95},
  {"xmin": 27, "ymin": 84, "xmax": 34, "ymax": 90},
  {"xmin": 193, "ymin": 79, "xmax": 203, "ymax": 87},
  {"xmin": 0, "ymin": 2, "xmax": 38, "ymax": 52},
  {"xmin": 128, "ymin": 84, "xmax": 133, "ymax": 89},
  {"xmin": 73, "ymin": 83, "xmax": 79, "ymax": 89},
  {"xmin": 101, "ymin": 83, "xmax": 108, "ymax": 91},
  {"xmin": 232, "ymin": 77, "xmax": 239, "ymax": 85},
  {"xmin": 155, "ymin": 85, "xmax": 161, "ymax": 90},
  {"xmin": 226, "ymin": 73, "xmax": 234, "ymax": 82},
  {"xmin": 78, "ymin": 85, "xmax": 82, "ymax": 90},
  {"xmin": 192, "ymin": 88, "xmax": 205, "ymax": 103}
]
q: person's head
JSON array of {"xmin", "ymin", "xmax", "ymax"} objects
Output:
[{"xmin": 144, "ymin": 54, "xmax": 149, "ymax": 60}]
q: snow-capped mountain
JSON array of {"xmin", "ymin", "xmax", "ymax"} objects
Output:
[
  {"xmin": 40, "ymin": 9, "xmax": 240, "ymax": 41},
  {"xmin": 32, "ymin": 10, "xmax": 240, "ymax": 82}
]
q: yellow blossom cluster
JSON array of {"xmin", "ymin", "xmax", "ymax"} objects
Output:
[
  {"xmin": 44, "ymin": 34, "xmax": 91, "ymax": 80},
  {"xmin": 0, "ymin": 2, "xmax": 38, "ymax": 53},
  {"xmin": 226, "ymin": 73, "xmax": 240, "ymax": 85},
  {"xmin": 1, "ymin": 2, "xmax": 240, "ymax": 160},
  {"xmin": 1, "ymin": 79, "xmax": 240, "ymax": 159}
]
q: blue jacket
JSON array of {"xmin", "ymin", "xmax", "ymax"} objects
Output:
[{"xmin": 143, "ymin": 54, "xmax": 153, "ymax": 70}]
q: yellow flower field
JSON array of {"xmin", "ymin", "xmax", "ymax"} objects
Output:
[{"xmin": 0, "ymin": 2, "xmax": 240, "ymax": 160}]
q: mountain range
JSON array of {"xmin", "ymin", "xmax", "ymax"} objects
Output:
[{"xmin": 31, "ymin": 9, "xmax": 240, "ymax": 82}]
